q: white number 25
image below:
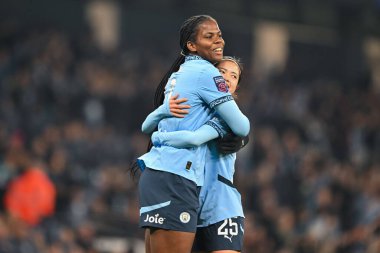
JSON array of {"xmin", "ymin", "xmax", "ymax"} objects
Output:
[{"xmin": 217, "ymin": 218, "xmax": 238, "ymax": 236}]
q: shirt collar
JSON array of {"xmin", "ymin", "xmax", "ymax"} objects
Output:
[{"xmin": 185, "ymin": 54, "xmax": 203, "ymax": 61}]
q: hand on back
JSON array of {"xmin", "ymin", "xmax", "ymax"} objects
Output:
[{"xmin": 169, "ymin": 94, "xmax": 191, "ymax": 118}]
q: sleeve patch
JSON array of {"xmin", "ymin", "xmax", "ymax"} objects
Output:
[{"xmin": 213, "ymin": 76, "xmax": 229, "ymax": 93}]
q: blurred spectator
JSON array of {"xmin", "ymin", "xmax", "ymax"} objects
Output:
[
  {"xmin": 0, "ymin": 9, "xmax": 379, "ymax": 252},
  {"xmin": 4, "ymin": 167, "xmax": 56, "ymax": 226}
]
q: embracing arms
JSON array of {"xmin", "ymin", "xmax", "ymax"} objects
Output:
[
  {"xmin": 141, "ymin": 94, "xmax": 190, "ymax": 134},
  {"xmin": 213, "ymin": 100, "xmax": 250, "ymax": 137},
  {"xmin": 152, "ymin": 124, "xmax": 219, "ymax": 148}
]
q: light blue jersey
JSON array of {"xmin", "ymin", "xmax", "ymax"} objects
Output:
[
  {"xmin": 151, "ymin": 116, "xmax": 245, "ymax": 227},
  {"xmin": 138, "ymin": 55, "xmax": 234, "ymax": 186},
  {"xmin": 198, "ymin": 138, "xmax": 244, "ymax": 227}
]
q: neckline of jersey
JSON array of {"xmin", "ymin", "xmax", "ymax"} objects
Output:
[{"xmin": 185, "ymin": 55, "xmax": 204, "ymax": 61}]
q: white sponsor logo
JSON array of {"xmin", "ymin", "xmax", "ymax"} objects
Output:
[
  {"xmin": 143, "ymin": 214, "xmax": 165, "ymax": 224},
  {"xmin": 179, "ymin": 212, "xmax": 191, "ymax": 223}
]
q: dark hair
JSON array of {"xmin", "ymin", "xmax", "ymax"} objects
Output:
[
  {"xmin": 129, "ymin": 15, "xmax": 216, "ymax": 178},
  {"xmin": 149, "ymin": 15, "xmax": 215, "ymax": 150},
  {"xmin": 154, "ymin": 15, "xmax": 215, "ymax": 108},
  {"xmin": 216, "ymin": 56, "xmax": 244, "ymax": 84}
]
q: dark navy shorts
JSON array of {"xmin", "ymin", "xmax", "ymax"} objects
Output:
[
  {"xmin": 138, "ymin": 168, "xmax": 200, "ymax": 232},
  {"xmin": 193, "ymin": 217, "xmax": 244, "ymax": 252}
]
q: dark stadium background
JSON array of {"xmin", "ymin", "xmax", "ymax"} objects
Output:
[{"xmin": 0, "ymin": 1, "xmax": 379, "ymax": 252}]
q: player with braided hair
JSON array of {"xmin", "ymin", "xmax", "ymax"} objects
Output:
[
  {"xmin": 149, "ymin": 56, "xmax": 247, "ymax": 252},
  {"xmin": 136, "ymin": 15, "xmax": 250, "ymax": 253}
]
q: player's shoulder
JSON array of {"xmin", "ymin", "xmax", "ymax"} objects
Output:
[
  {"xmin": 199, "ymin": 60, "xmax": 218, "ymax": 72},
  {"xmin": 197, "ymin": 63, "xmax": 221, "ymax": 82},
  {"xmin": 185, "ymin": 57, "xmax": 218, "ymax": 72}
]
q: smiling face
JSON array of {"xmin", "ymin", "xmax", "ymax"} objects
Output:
[
  {"xmin": 186, "ymin": 19, "xmax": 225, "ymax": 63},
  {"xmin": 217, "ymin": 60, "xmax": 240, "ymax": 94}
]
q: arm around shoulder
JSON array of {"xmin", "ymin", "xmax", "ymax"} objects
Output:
[
  {"xmin": 151, "ymin": 125, "xmax": 219, "ymax": 148},
  {"xmin": 213, "ymin": 100, "xmax": 250, "ymax": 137}
]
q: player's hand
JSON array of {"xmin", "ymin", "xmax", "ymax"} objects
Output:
[
  {"xmin": 169, "ymin": 94, "xmax": 191, "ymax": 118},
  {"xmin": 217, "ymin": 133, "xmax": 249, "ymax": 155}
]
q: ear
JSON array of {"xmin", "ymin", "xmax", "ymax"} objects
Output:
[{"xmin": 186, "ymin": 41, "xmax": 197, "ymax": 53}]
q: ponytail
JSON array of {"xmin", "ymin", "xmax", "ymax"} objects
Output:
[
  {"xmin": 154, "ymin": 55, "xmax": 185, "ymax": 108},
  {"xmin": 128, "ymin": 15, "xmax": 215, "ymax": 178},
  {"xmin": 144, "ymin": 54, "xmax": 185, "ymax": 152},
  {"xmin": 148, "ymin": 15, "xmax": 215, "ymax": 152}
]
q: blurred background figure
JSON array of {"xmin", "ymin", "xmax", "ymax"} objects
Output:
[
  {"xmin": 4, "ymin": 166, "xmax": 56, "ymax": 226},
  {"xmin": 0, "ymin": 0, "xmax": 379, "ymax": 252}
]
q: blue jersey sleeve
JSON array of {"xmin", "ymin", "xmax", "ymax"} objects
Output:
[
  {"xmin": 151, "ymin": 125, "xmax": 219, "ymax": 148},
  {"xmin": 205, "ymin": 116, "xmax": 230, "ymax": 138},
  {"xmin": 214, "ymin": 101, "xmax": 250, "ymax": 137},
  {"xmin": 196, "ymin": 67, "xmax": 250, "ymax": 137},
  {"xmin": 197, "ymin": 68, "xmax": 234, "ymax": 106},
  {"xmin": 141, "ymin": 100, "xmax": 171, "ymax": 134}
]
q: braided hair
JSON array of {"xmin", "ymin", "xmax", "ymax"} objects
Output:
[
  {"xmin": 153, "ymin": 15, "xmax": 215, "ymax": 108},
  {"xmin": 129, "ymin": 15, "xmax": 216, "ymax": 178},
  {"xmin": 147, "ymin": 15, "xmax": 215, "ymax": 152}
]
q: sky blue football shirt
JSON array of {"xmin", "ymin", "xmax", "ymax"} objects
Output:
[{"xmin": 138, "ymin": 55, "xmax": 234, "ymax": 186}]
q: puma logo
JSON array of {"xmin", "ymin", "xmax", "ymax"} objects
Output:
[{"xmin": 224, "ymin": 234, "xmax": 233, "ymax": 242}]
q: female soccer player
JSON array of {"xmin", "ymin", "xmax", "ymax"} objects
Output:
[
  {"xmin": 136, "ymin": 15, "xmax": 250, "ymax": 253},
  {"xmin": 151, "ymin": 57, "xmax": 246, "ymax": 253}
]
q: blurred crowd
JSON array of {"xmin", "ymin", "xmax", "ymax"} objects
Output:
[{"xmin": 0, "ymin": 23, "xmax": 379, "ymax": 253}]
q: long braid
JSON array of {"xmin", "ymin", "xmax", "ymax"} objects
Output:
[
  {"xmin": 153, "ymin": 55, "xmax": 185, "ymax": 108},
  {"xmin": 147, "ymin": 15, "xmax": 214, "ymax": 151},
  {"xmin": 129, "ymin": 15, "xmax": 215, "ymax": 178},
  {"xmin": 153, "ymin": 15, "xmax": 214, "ymax": 108}
]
